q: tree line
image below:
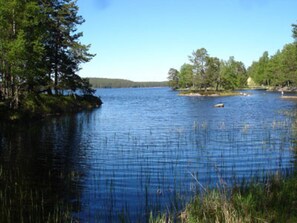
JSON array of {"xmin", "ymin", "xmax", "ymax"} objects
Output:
[
  {"xmin": 168, "ymin": 22, "xmax": 297, "ymax": 91},
  {"xmin": 89, "ymin": 78, "xmax": 168, "ymax": 88},
  {"xmin": 167, "ymin": 48, "xmax": 247, "ymax": 91},
  {"xmin": 0, "ymin": 0, "xmax": 94, "ymax": 109},
  {"xmin": 247, "ymin": 24, "xmax": 297, "ymax": 88}
]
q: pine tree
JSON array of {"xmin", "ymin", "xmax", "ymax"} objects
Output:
[
  {"xmin": 292, "ymin": 23, "xmax": 297, "ymax": 41},
  {"xmin": 42, "ymin": 0, "xmax": 95, "ymax": 95},
  {"xmin": 0, "ymin": 0, "xmax": 96, "ymax": 110}
]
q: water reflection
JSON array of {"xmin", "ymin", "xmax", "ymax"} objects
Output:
[
  {"xmin": 0, "ymin": 88, "xmax": 296, "ymax": 222},
  {"xmin": 0, "ymin": 111, "xmax": 95, "ymax": 222}
]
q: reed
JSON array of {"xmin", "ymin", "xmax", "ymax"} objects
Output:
[
  {"xmin": 183, "ymin": 173, "xmax": 297, "ymax": 223},
  {"xmin": 0, "ymin": 166, "xmax": 74, "ymax": 223},
  {"xmin": 0, "ymin": 107, "xmax": 295, "ymax": 223},
  {"xmin": 150, "ymin": 173, "xmax": 297, "ymax": 223}
]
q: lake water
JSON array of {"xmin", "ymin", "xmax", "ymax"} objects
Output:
[{"xmin": 0, "ymin": 88, "xmax": 296, "ymax": 222}]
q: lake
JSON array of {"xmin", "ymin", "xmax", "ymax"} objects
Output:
[{"xmin": 0, "ymin": 88, "xmax": 296, "ymax": 222}]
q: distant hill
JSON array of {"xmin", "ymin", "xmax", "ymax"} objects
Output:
[{"xmin": 88, "ymin": 78, "xmax": 168, "ymax": 88}]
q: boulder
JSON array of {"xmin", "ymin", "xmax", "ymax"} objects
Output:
[{"xmin": 214, "ymin": 103, "xmax": 224, "ymax": 108}]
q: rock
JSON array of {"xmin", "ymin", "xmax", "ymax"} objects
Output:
[
  {"xmin": 240, "ymin": 92, "xmax": 250, "ymax": 96},
  {"xmin": 214, "ymin": 103, "xmax": 224, "ymax": 108}
]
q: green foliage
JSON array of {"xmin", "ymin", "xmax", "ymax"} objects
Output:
[
  {"xmin": 42, "ymin": 0, "xmax": 95, "ymax": 95},
  {"xmin": 179, "ymin": 63, "xmax": 194, "ymax": 88},
  {"xmin": 167, "ymin": 68, "xmax": 179, "ymax": 89},
  {"xmin": 248, "ymin": 51, "xmax": 270, "ymax": 86},
  {"xmin": 281, "ymin": 43, "xmax": 297, "ymax": 86},
  {"xmin": 248, "ymin": 23, "xmax": 297, "ymax": 88},
  {"xmin": 249, "ymin": 44, "xmax": 297, "ymax": 87},
  {"xmin": 171, "ymin": 22, "xmax": 297, "ymax": 91},
  {"xmin": 189, "ymin": 48, "xmax": 209, "ymax": 89},
  {"xmin": 220, "ymin": 57, "xmax": 247, "ymax": 90},
  {"xmin": 205, "ymin": 57, "xmax": 221, "ymax": 90},
  {"xmin": 169, "ymin": 49, "xmax": 247, "ymax": 91},
  {"xmin": 0, "ymin": 0, "xmax": 95, "ymax": 111}
]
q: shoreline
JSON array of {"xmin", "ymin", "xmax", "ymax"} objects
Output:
[
  {"xmin": 281, "ymin": 95, "xmax": 297, "ymax": 99},
  {"xmin": 0, "ymin": 94, "xmax": 103, "ymax": 122},
  {"xmin": 179, "ymin": 90, "xmax": 241, "ymax": 97}
]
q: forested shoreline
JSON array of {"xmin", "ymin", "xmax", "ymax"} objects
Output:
[
  {"xmin": 88, "ymin": 77, "xmax": 168, "ymax": 88},
  {"xmin": 0, "ymin": 0, "xmax": 101, "ymax": 121},
  {"xmin": 168, "ymin": 23, "xmax": 297, "ymax": 93},
  {"xmin": 248, "ymin": 32, "xmax": 297, "ymax": 89}
]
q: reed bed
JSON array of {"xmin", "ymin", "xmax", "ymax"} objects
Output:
[
  {"xmin": 0, "ymin": 166, "xmax": 74, "ymax": 223},
  {"xmin": 191, "ymin": 173, "xmax": 297, "ymax": 223},
  {"xmin": 150, "ymin": 172, "xmax": 297, "ymax": 223}
]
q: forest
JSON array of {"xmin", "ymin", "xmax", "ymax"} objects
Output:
[
  {"xmin": 247, "ymin": 25, "xmax": 297, "ymax": 88},
  {"xmin": 89, "ymin": 78, "xmax": 168, "ymax": 88},
  {"xmin": 168, "ymin": 23, "xmax": 297, "ymax": 91},
  {"xmin": 0, "ymin": 0, "xmax": 96, "ymax": 113}
]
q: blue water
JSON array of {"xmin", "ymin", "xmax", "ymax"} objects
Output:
[{"xmin": 0, "ymin": 88, "xmax": 296, "ymax": 222}]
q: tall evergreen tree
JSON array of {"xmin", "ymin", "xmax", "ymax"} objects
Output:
[
  {"xmin": 42, "ymin": 0, "xmax": 95, "ymax": 95},
  {"xmin": 292, "ymin": 22, "xmax": 297, "ymax": 41}
]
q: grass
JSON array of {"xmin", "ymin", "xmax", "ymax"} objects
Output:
[{"xmin": 151, "ymin": 173, "xmax": 297, "ymax": 223}]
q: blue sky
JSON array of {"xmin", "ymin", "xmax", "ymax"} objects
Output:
[{"xmin": 77, "ymin": 0, "xmax": 297, "ymax": 82}]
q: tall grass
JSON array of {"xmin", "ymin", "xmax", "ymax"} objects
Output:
[
  {"xmin": 0, "ymin": 166, "xmax": 74, "ymax": 223},
  {"xmin": 191, "ymin": 175, "xmax": 297, "ymax": 222},
  {"xmin": 152, "ymin": 172, "xmax": 297, "ymax": 223}
]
